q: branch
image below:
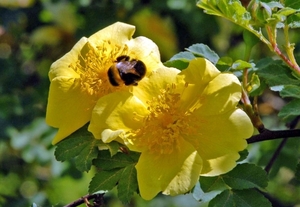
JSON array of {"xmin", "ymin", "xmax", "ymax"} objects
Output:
[
  {"xmin": 247, "ymin": 128, "xmax": 300, "ymax": 144},
  {"xmin": 64, "ymin": 193, "xmax": 104, "ymax": 207}
]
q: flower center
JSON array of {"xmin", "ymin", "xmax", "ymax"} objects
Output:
[
  {"xmin": 130, "ymin": 84, "xmax": 199, "ymax": 155},
  {"xmin": 69, "ymin": 40, "xmax": 129, "ymax": 97}
]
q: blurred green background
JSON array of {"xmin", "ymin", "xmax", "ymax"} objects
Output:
[{"xmin": 1, "ymin": 0, "xmax": 300, "ymax": 206}]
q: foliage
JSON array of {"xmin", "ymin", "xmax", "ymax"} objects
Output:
[{"xmin": 1, "ymin": 0, "xmax": 300, "ymax": 206}]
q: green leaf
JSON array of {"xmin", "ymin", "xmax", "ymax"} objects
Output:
[
  {"xmin": 237, "ymin": 149, "xmax": 249, "ymax": 162},
  {"xmin": 197, "ymin": 0, "xmax": 251, "ymax": 28},
  {"xmin": 257, "ymin": 60, "xmax": 300, "ymax": 86},
  {"xmin": 104, "ymin": 141, "xmax": 122, "ymax": 156},
  {"xmin": 280, "ymin": 85, "xmax": 300, "ymax": 98},
  {"xmin": 231, "ymin": 60, "xmax": 253, "ymax": 70},
  {"xmin": 93, "ymin": 150, "xmax": 139, "ymax": 170},
  {"xmin": 295, "ymin": 162, "xmax": 300, "ymax": 181},
  {"xmin": 278, "ymin": 99, "xmax": 300, "ymax": 120},
  {"xmin": 285, "ymin": 0, "xmax": 300, "ymax": 9},
  {"xmin": 200, "ymin": 176, "xmax": 227, "ymax": 192},
  {"xmin": 164, "ymin": 51, "xmax": 195, "ymax": 70},
  {"xmin": 54, "ymin": 125, "xmax": 101, "ymax": 172},
  {"xmin": 118, "ymin": 164, "xmax": 138, "ymax": 203},
  {"xmin": 217, "ymin": 56, "xmax": 233, "ymax": 66},
  {"xmin": 91, "ymin": 151, "xmax": 139, "ymax": 202},
  {"xmin": 89, "ymin": 169, "xmax": 124, "ymax": 192},
  {"xmin": 209, "ymin": 189, "xmax": 272, "ymax": 207},
  {"xmin": 185, "ymin": 43, "xmax": 219, "ymax": 64},
  {"xmin": 216, "ymin": 56, "xmax": 233, "ymax": 71},
  {"xmin": 222, "ymin": 163, "xmax": 268, "ymax": 189}
]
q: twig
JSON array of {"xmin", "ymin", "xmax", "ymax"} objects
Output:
[
  {"xmin": 64, "ymin": 193, "xmax": 104, "ymax": 207},
  {"xmin": 247, "ymin": 128, "xmax": 300, "ymax": 144},
  {"xmin": 264, "ymin": 137, "xmax": 288, "ymax": 174}
]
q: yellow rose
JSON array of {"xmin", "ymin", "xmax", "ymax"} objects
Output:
[
  {"xmin": 46, "ymin": 22, "xmax": 162, "ymax": 144},
  {"xmin": 89, "ymin": 58, "xmax": 254, "ymax": 200}
]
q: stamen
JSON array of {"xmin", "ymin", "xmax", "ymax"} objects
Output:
[{"xmin": 128, "ymin": 83, "xmax": 199, "ymax": 155}]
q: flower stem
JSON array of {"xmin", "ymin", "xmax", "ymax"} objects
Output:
[{"xmin": 242, "ymin": 89, "xmax": 265, "ymax": 132}]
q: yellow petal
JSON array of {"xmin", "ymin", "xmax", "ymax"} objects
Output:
[
  {"xmin": 196, "ymin": 73, "xmax": 242, "ymax": 116},
  {"xmin": 185, "ymin": 108, "xmax": 253, "ymax": 175},
  {"xmin": 47, "ymin": 22, "xmax": 164, "ymax": 144},
  {"xmin": 88, "ymin": 22, "xmax": 136, "ymax": 49},
  {"xmin": 179, "ymin": 58, "xmax": 220, "ymax": 86},
  {"xmin": 177, "ymin": 58, "xmax": 221, "ymax": 112},
  {"xmin": 201, "ymin": 153, "xmax": 241, "ymax": 176},
  {"xmin": 101, "ymin": 129, "xmax": 124, "ymax": 143},
  {"xmin": 163, "ymin": 151, "xmax": 202, "ymax": 196},
  {"xmin": 126, "ymin": 36, "xmax": 163, "ymax": 75},
  {"xmin": 88, "ymin": 22, "xmax": 162, "ymax": 74},
  {"xmin": 49, "ymin": 37, "xmax": 87, "ymax": 81},
  {"xmin": 88, "ymin": 91, "xmax": 148, "ymax": 141},
  {"xmin": 46, "ymin": 77, "xmax": 95, "ymax": 144},
  {"xmin": 132, "ymin": 66, "xmax": 181, "ymax": 103},
  {"xmin": 136, "ymin": 137, "xmax": 201, "ymax": 200}
]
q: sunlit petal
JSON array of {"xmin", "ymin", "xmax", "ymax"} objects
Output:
[
  {"xmin": 46, "ymin": 22, "xmax": 163, "ymax": 144},
  {"xmin": 136, "ymin": 138, "xmax": 201, "ymax": 200}
]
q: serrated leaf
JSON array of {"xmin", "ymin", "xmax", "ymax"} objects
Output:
[
  {"xmin": 54, "ymin": 125, "xmax": 101, "ymax": 172},
  {"xmin": 295, "ymin": 162, "xmax": 300, "ymax": 181},
  {"xmin": 280, "ymin": 85, "xmax": 300, "ymax": 98},
  {"xmin": 89, "ymin": 169, "xmax": 124, "ymax": 193},
  {"xmin": 231, "ymin": 60, "xmax": 253, "ymax": 70},
  {"xmin": 257, "ymin": 61, "xmax": 300, "ymax": 86},
  {"xmin": 93, "ymin": 150, "xmax": 140, "ymax": 170},
  {"xmin": 197, "ymin": 0, "xmax": 251, "ymax": 28},
  {"xmin": 222, "ymin": 163, "xmax": 268, "ymax": 189},
  {"xmin": 209, "ymin": 189, "xmax": 272, "ymax": 207},
  {"xmin": 185, "ymin": 43, "xmax": 219, "ymax": 64},
  {"xmin": 278, "ymin": 99, "xmax": 300, "ymax": 120},
  {"xmin": 199, "ymin": 176, "xmax": 227, "ymax": 192},
  {"xmin": 118, "ymin": 164, "xmax": 138, "ymax": 203}
]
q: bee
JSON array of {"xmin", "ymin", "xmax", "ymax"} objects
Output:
[{"xmin": 107, "ymin": 55, "xmax": 147, "ymax": 86}]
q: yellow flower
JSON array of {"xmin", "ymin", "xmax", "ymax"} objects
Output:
[
  {"xmin": 88, "ymin": 58, "xmax": 253, "ymax": 200},
  {"xmin": 46, "ymin": 22, "xmax": 162, "ymax": 144}
]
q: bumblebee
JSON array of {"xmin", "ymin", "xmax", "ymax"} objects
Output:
[{"xmin": 108, "ymin": 55, "xmax": 146, "ymax": 86}]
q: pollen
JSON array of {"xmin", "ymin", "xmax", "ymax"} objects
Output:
[
  {"xmin": 69, "ymin": 40, "xmax": 129, "ymax": 97},
  {"xmin": 130, "ymin": 84, "xmax": 199, "ymax": 155}
]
